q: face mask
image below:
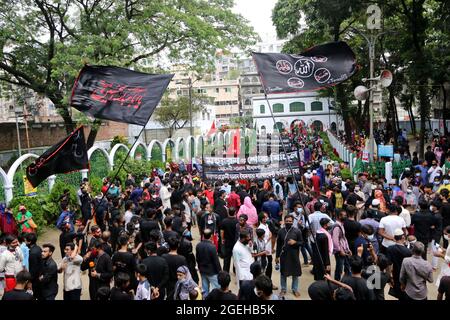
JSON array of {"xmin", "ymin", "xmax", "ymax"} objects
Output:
[
  {"xmin": 285, "ymin": 223, "xmax": 293, "ymax": 229},
  {"xmin": 297, "ymin": 208, "xmax": 303, "ymax": 214},
  {"xmin": 409, "ymin": 240, "xmax": 416, "ymax": 246},
  {"xmin": 444, "ymin": 235, "xmax": 450, "ymax": 241},
  {"xmin": 407, "ymin": 189, "xmax": 412, "ymax": 193},
  {"xmin": 367, "ymin": 234, "xmax": 374, "ymax": 240},
  {"xmin": 444, "ymin": 180, "xmax": 449, "ymax": 185},
  {"xmin": 415, "ymin": 173, "xmax": 420, "ymax": 177}
]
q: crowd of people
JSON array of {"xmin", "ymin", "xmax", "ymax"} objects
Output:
[{"xmin": 0, "ymin": 132, "xmax": 449, "ymax": 302}]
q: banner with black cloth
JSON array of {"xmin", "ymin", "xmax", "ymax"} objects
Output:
[
  {"xmin": 26, "ymin": 126, "xmax": 89, "ymax": 187},
  {"xmin": 252, "ymin": 41, "xmax": 357, "ymax": 94},
  {"xmin": 70, "ymin": 65, "xmax": 174, "ymax": 125}
]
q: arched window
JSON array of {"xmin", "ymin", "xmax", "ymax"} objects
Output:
[
  {"xmin": 272, "ymin": 103, "xmax": 284, "ymax": 113},
  {"xmin": 245, "ymin": 99, "xmax": 251, "ymax": 105},
  {"xmin": 289, "ymin": 102, "xmax": 305, "ymax": 112},
  {"xmin": 243, "ymin": 77, "xmax": 250, "ymax": 83},
  {"xmin": 311, "ymin": 101, "xmax": 323, "ymax": 111},
  {"xmin": 273, "ymin": 122, "xmax": 284, "ymax": 131}
]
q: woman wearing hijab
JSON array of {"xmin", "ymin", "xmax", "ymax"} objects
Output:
[
  {"xmin": 237, "ymin": 197, "xmax": 258, "ymax": 228},
  {"xmin": 174, "ymin": 265, "xmax": 201, "ymax": 300}
]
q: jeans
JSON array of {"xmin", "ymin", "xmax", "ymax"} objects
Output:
[
  {"xmin": 334, "ymin": 254, "xmax": 351, "ymax": 280},
  {"xmin": 280, "ymin": 275, "xmax": 299, "ymax": 292},
  {"xmin": 63, "ymin": 289, "xmax": 81, "ymax": 300},
  {"xmin": 201, "ymin": 273, "xmax": 219, "ymax": 297},
  {"xmin": 301, "ymin": 241, "xmax": 313, "ymax": 264}
]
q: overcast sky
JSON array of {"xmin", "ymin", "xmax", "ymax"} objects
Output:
[{"xmin": 232, "ymin": 0, "xmax": 279, "ymax": 41}]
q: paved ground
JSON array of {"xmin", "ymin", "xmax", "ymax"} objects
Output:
[{"xmin": 37, "ymin": 225, "xmax": 441, "ymax": 301}]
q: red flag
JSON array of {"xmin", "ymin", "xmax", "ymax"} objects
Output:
[
  {"xmin": 226, "ymin": 129, "xmax": 240, "ymax": 157},
  {"xmin": 207, "ymin": 120, "xmax": 217, "ymax": 136}
]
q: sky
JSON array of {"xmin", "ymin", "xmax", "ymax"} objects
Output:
[{"xmin": 233, "ymin": 0, "xmax": 279, "ymax": 42}]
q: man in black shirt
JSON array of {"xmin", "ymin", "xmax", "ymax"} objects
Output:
[
  {"xmin": 142, "ymin": 242, "xmax": 169, "ymax": 300},
  {"xmin": 110, "ymin": 272, "xmax": 133, "ymax": 300},
  {"xmin": 39, "ymin": 243, "xmax": 58, "ymax": 300},
  {"xmin": 205, "ymin": 271, "xmax": 237, "ymax": 300},
  {"xmin": 162, "ymin": 237, "xmax": 187, "ymax": 300},
  {"xmin": 220, "ymin": 207, "xmax": 238, "ymax": 273},
  {"xmin": 81, "ymin": 239, "xmax": 113, "ymax": 300},
  {"xmin": 341, "ymin": 256, "xmax": 375, "ymax": 301},
  {"xmin": 196, "ymin": 229, "xmax": 222, "ymax": 297},
  {"xmin": 25, "ymin": 233, "xmax": 42, "ymax": 300},
  {"xmin": 163, "ymin": 216, "xmax": 179, "ymax": 242},
  {"xmin": 238, "ymin": 261, "xmax": 262, "ymax": 300},
  {"xmin": 199, "ymin": 203, "xmax": 221, "ymax": 239},
  {"xmin": 411, "ymin": 200, "xmax": 437, "ymax": 259},
  {"xmin": 425, "ymin": 146, "xmax": 436, "ymax": 165},
  {"xmin": 343, "ymin": 205, "xmax": 362, "ymax": 256},
  {"xmin": 438, "ymin": 276, "xmax": 450, "ymax": 301},
  {"xmin": 2, "ymin": 270, "xmax": 34, "ymax": 300},
  {"xmin": 214, "ymin": 190, "xmax": 228, "ymax": 220}
]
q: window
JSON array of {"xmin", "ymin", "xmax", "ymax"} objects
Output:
[
  {"xmin": 202, "ymin": 112, "xmax": 206, "ymax": 120},
  {"xmin": 224, "ymin": 87, "xmax": 232, "ymax": 93},
  {"xmin": 273, "ymin": 103, "xmax": 284, "ymax": 113},
  {"xmin": 289, "ymin": 102, "xmax": 305, "ymax": 112},
  {"xmin": 311, "ymin": 101, "xmax": 323, "ymax": 111},
  {"xmin": 260, "ymin": 89, "xmax": 265, "ymax": 93},
  {"xmin": 207, "ymin": 113, "xmax": 210, "ymax": 120},
  {"xmin": 215, "ymin": 88, "xmax": 219, "ymax": 93},
  {"xmin": 243, "ymin": 77, "xmax": 250, "ymax": 83},
  {"xmin": 260, "ymin": 105, "xmax": 265, "ymax": 114},
  {"xmin": 252, "ymin": 77, "xmax": 259, "ymax": 83},
  {"xmin": 245, "ymin": 99, "xmax": 251, "ymax": 106},
  {"xmin": 197, "ymin": 88, "xmax": 206, "ymax": 94}
]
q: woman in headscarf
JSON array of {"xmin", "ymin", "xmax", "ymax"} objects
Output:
[
  {"xmin": 374, "ymin": 189, "xmax": 387, "ymax": 213},
  {"xmin": 174, "ymin": 265, "xmax": 201, "ymax": 300},
  {"xmin": 237, "ymin": 197, "xmax": 258, "ymax": 228}
]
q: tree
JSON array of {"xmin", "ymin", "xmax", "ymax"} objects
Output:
[
  {"xmin": 0, "ymin": 0, "xmax": 257, "ymax": 147},
  {"xmin": 154, "ymin": 92, "xmax": 209, "ymax": 138}
]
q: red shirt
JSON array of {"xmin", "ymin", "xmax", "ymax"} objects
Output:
[
  {"xmin": 204, "ymin": 189, "xmax": 215, "ymax": 206},
  {"xmin": 227, "ymin": 192, "xmax": 241, "ymax": 210},
  {"xmin": 311, "ymin": 175, "xmax": 321, "ymax": 192}
]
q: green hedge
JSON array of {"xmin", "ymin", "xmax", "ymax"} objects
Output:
[{"xmin": 319, "ymin": 132, "xmax": 343, "ymax": 163}]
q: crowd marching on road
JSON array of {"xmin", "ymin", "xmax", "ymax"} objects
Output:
[{"xmin": 0, "ymin": 132, "xmax": 449, "ymax": 302}]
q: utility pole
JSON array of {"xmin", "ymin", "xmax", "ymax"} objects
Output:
[{"xmin": 188, "ymin": 77, "xmax": 193, "ymax": 136}]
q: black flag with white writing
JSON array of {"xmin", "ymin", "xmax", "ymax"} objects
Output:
[
  {"xmin": 26, "ymin": 127, "xmax": 89, "ymax": 188},
  {"xmin": 252, "ymin": 41, "xmax": 357, "ymax": 94},
  {"xmin": 70, "ymin": 65, "xmax": 174, "ymax": 125}
]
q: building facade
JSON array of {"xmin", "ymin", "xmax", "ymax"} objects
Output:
[{"xmin": 253, "ymin": 92, "xmax": 342, "ymax": 134}]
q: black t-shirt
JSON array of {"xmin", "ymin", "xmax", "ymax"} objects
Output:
[
  {"xmin": 441, "ymin": 202, "xmax": 450, "ymax": 228},
  {"xmin": 343, "ymin": 219, "xmax": 361, "ymax": 254},
  {"xmin": 411, "ymin": 211, "xmax": 437, "ymax": 242},
  {"xmin": 362, "ymin": 269, "xmax": 389, "ymax": 300},
  {"xmin": 220, "ymin": 217, "xmax": 238, "ymax": 245},
  {"xmin": 2, "ymin": 289, "xmax": 34, "ymax": 300},
  {"xmin": 238, "ymin": 280, "xmax": 258, "ymax": 300},
  {"xmin": 109, "ymin": 287, "xmax": 133, "ymax": 300},
  {"xmin": 438, "ymin": 276, "xmax": 450, "ymax": 301},
  {"xmin": 307, "ymin": 280, "xmax": 338, "ymax": 301},
  {"xmin": 341, "ymin": 275, "xmax": 375, "ymax": 301},
  {"xmin": 112, "ymin": 251, "xmax": 136, "ymax": 276},
  {"xmin": 205, "ymin": 288, "xmax": 238, "ymax": 300},
  {"xmin": 163, "ymin": 229, "xmax": 180, "ymax": 242}
]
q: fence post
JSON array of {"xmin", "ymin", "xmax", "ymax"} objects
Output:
[
  {"xmin": 48, "ymin": 175, "xmax": 56, "ymax": 192},
  {"xmin": 5, "ymin": 183, "xmax": 13, "ymax": 206}
]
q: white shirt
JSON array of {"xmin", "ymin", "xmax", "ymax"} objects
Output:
[
  {"xmin": 399, "ymin": 206, "xmax": 411, "ymax": 228},
  {"xmin": 428, "ymin": 166, "xmax": 442, "ymax": 183},
  {"xmin": 232, "ymin": 241, "xmax": 253, "ymax": 287},
  {"xmin": 135, "ymin": 280, "xmax": 151, "ymax": 300},
  {"xmin": 257, "ymin": 223, "xmax": 272, "ymax": 254},
  {"xmin": 0, "ymin": 247, "xmax": 24, "ymax": 276},
  {"xmin": 160, "ymin": 185, "xmax": 172, "ymax": 210},
  {"xmin": 124, "ymin": 210, "xmax": 133, "ymax": 225},
  {"xmin": 308, "ymin": 211, "xmax": 333, "ymax": 242},
  {"xmin": 379, "ymin": 215, "xmax": 406, "ymax": 248},
  {"xmin": 61, "ymin": 255, "xmax": 83, "ymax": 291}
]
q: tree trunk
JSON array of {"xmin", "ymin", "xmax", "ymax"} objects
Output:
[
  {"xmin": 443, "ymin": 84, "xmax": 448, "ymax": 136},
  {"xmin": 56, "ymin": 104, "xmax": 75, "ymax": 134},
  {"xmin": 418, "ymin": 85, "xmax": 429, "ymax": 159},
  {"xmin": 86, "ymin": 119, "xmax": 103, "ymax": 149}
]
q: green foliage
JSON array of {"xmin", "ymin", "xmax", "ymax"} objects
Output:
[
  {"xmin": 108, "ymin": 158, "xmax": 165, "ymax": 187},
  {"xmin": 89, "ymin": 176, "xmax": 103, "ymax": 195},
  {"xmin": 111, "ymin": 136, "xmax": 131, "ymax": 148},
  {"xmin": 339, "ymin": 168, "xmax": 352, "ymax": 180},
  {"xmin": 0, "ymin": 0, "xmax": 257, "ymax": 138},
  {"xmin": 319, "ymin": 132, "xmax": 343, "ymax": 163}
]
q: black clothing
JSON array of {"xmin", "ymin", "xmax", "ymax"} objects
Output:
[
  {"xmin": 345, "ymin": 192, "xmax": 364, "ymax": 206},
  {"xmin": 195, "ymin": 240, "xmax": 221, "ymax": 276},
  {"xmin": 28, "ymin": 244, "xmax": 42, "ymax": 300},
  {"xmin": 81, "ymin": 252, "xmax": 113, "ymax": 300},
  {"xmin": 199, "ymin": 212, "xmax": 221, "ymax": 235},
  {"xmin": 40, "ymin": 257, "xmax": 58, "ymax": 300},
  {"xmin": 425, "ymin": 150, "xmax": 436, "ymax": 165},
  {"xmin": 112, "ymin": 251, "xmax": 137, "ymax": 290},
  {"xmin": 343, "ymin": 219, "xmax": 361, "ymax": 255},
  {"xmin": 205, "ymin": 288, "xmax": 238, "ymax": 300},
  {"xmin": 214, "ymin": 198, "xmax": 228, "ymax": 220},
  {"xmin": 220, "ymin": 217, "xmax": 238, "ymax": 273},
  {"xmin": 172, "ymin": 215, "xmax": 184, "ymax": 235},
  {"xmin": 411, "ymin": 210, "xmax": 437, "ymax": 244},
  {"xmin": 80, "ymin": 192, "xmax": 92, "ymax": 223},
  {"xmin": 163, "ymin": 229, "xmax": 179, "ymax": 242},
  {"xmin": 362, "ymin": 269, "xmax": 389, "ymax": 300},
  {"xmin": 2, "ymin": 289, "xmax": 34, "ymax": 300},
  {"xmin": 438, "ymin": 276, "xmax": 450, "ymax": 301},
  {"xmin": 238, "ymin": 280, "xmax": 258, "ymax": 300},
  {"xmin": 308, "ymin": 280, "xmax": 338, "ymax": 301},
  {"xmin": 341, "ymin": 275, "xmax": 375, "ymax": 300},
  {"xmin": 238, "ymin": 191, "xmax": 250, "ymax": 205},
  {"xmin": 141, "ymin": 255, "xmax": 169, "ymax": 300},
  {"xmin": 162, "ymin": 253, "xmax": 187, "ymax": 300},
  {"xmin": 276, "ymin": 226, "xmax": 303, "ymax": 277},
  {"xmin": 63, "ymin": 288, "xmax": 81, "ymax": 300},
  {"xmin": 386, "ymin": 243, "xmax": 412, "ymax": 298},
  {"xmin": 109, "ymin": 287, "xmax": 133, "ymax": 300},
  {"xmin": 178, "ymin": 238, "xmax": 199, "ymax": 284},
  {"xmin": 311, "ymin": 233, "xmax": 330, "ymax": 281}
]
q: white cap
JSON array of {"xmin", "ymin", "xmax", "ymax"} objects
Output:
[
  {"xmin": 312, "ymin": 170, "xmax": 317, "ymax": 174},
  {"xmin": 394, "ymin": 228, "xmax": 404, "ymax": 236},
  {"xmin": 372, "ymin": 199, "xmax": 380, "ymax": 206}
]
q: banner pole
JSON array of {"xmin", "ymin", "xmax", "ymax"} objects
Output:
[{"xmin": 263, "ymin": 91, "xmax": 330, "ymax": 290}]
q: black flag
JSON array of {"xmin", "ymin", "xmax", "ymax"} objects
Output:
[
  {"xmin": 26, "ymin": 127, "xmax": 89, "ymax": 188},
  {"xmin": 70, "ymin": 65, "xmax": 174, "ymax": 125},
  {"xmin": 252, "ymin": 41, "xmax": 357, "ymax": 94}
]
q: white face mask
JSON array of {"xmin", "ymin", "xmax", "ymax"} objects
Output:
[
  {"xmin": 444, "ymin": 180, "xmax": 449, "ymax": 185},
  {"xmin": 297, "ymin": 208, "xmax": 303, "ymax": 214},
  {"xmin": 444, "ymin": 234, "xmax": 450, "ymax": 241},
  {"xmin": 367, "ymin": 234, "xmax": 374, "ymax": 240}
]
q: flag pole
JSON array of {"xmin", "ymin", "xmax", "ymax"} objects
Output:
[{"xmin": 262, "ymin": 90, "xmax": 330, "ymax": 289}]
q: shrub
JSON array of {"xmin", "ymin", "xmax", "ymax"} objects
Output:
[{"xmin": 9, "ymin": 195, "xmax": 49, "ymax": 234}]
